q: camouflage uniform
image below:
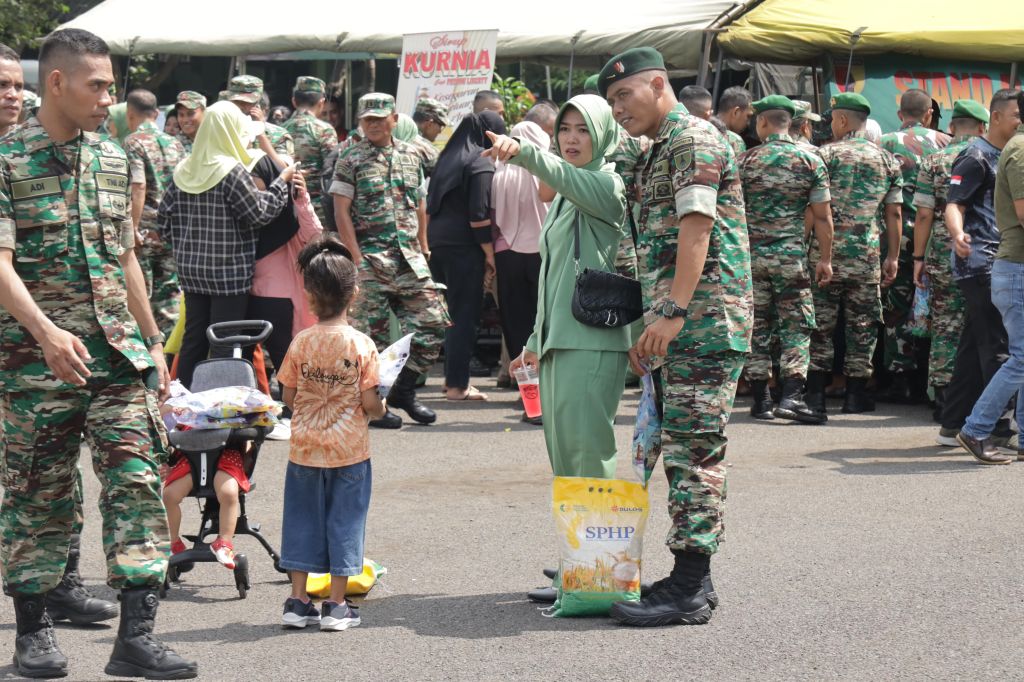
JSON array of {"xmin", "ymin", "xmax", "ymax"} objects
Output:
[
  {"xmin": 263, "ymin": 121, "xmax": 295, "ymax": 158},
  {"xmin": 329, "ymin": 136, "xmax": 449, "ymax": 373},
  {"xmin": 226, "ymin": 75, "xmax": 295, "ymax": 158},
  {"xmin": 637, "ymin": 104, "xmax": 752, "ymax": 555},
  {"xmin": 282, "ymin": 79, "xmax": 338, "ymax": 222},
  {"xmin": 726, "ymin": 129, "xmax": 746, "ymax": 157},
  {"xmin": 172, "ymin": 90, "xmax": 206, "ymax": 156},
  {"xmin": 406, "ymin": 135, "xmax": 439, "ymax": 178},
  {"xmin": 174, "ymin": 133, "xmax": 193, "ymax": 156},
  {"xmin": 124, "ymin": 120, "xmax": 185, "ymax": 337},
  {"xmin": 0, "ymin": 118, "xmax": 168, "ymax": 594},
  {"xmin": 811, "ymin": 131, "xmax": 904, "ymax": 377},
  {"xmin": 879, "ymin": 123, "xmax": 950, "ymax": 373},
  {"xmin": 738, "ymin": 132, "xmax": 831, "ymax": 381},
  {"xmin": 912, "ymin": 135, "xmax": 973, "ymax": 387},
  {"xmin": 607, "ymin": 126, "xmax": 650, "ymax": 278}
]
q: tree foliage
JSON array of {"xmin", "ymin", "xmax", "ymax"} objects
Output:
[
  {"xmin": 0, "ymin": 0, "xmax": 103, "ymax": 52},
  {"xmin": 491, "ymin": 73, "xmax": 535, "ymax": 128}
]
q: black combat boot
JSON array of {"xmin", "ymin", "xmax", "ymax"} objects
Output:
[
  {"xmin": 749, "ymin": 380, "xmax": 775, "ymax": 420},
  {"xmin": 773, "ymin": 377, "xmax": 826, "ymax": 424},
  {"xmin": 842, "ymin": 377, "xmax": 876, "ymax": 413},
  {"xmin": 12, "ymin": 593, "xmax": 67, "ymax": 678},
  {"xmin": 804, "ymin": 370, "xmax": 829, "ymax": 420},
  {"xmin": 369, "ymin": 410, "xmax": 403, "ymax": 429},
  {"xmin": 45, "ymin": 534, "xmax": 118, "ymax": 625},
  {"xmin": 386, "ymin": 366, "xmax": 437, "ymax": 425},
  {"xmin": 609, "ymin": 550, "xmax": 711, "ymax": 627},
  {"xmin": 104, "ymin": 588, "xmax": 197, "ymax": 680},
  {"xmin": 880, "ymin": 371, "xmax": 912, "ymax": 403}
]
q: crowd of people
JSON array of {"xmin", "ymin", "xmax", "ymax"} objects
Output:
[{"xmin": 2, "ymin": 22, "xmax": 1024, "ymax": 680}]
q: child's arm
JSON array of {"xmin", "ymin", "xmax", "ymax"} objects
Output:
[
  {"xmin": 362, "ymin": 387, "xmax": 385, "ymax": 420},
  {"xmin": 282, "ymin": 386, "xmax": 296, "ymax": 411}
]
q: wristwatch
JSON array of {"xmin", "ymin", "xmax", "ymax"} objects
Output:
[
  {"xmin": 144, "ymin": 332, "xmax": 165, "ymax": 349},
  {"xmin": 657, "ymin": 301, "xmax": 688, "ymax": 319}
]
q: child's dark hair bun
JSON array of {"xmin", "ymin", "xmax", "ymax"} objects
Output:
[
  {"xmin": 298, "ymin": 233, "xmax": 351, "ymax": 269},
  {"xmin": 297, "ymin": 234, "xmax": 358, "ymax": 319}
]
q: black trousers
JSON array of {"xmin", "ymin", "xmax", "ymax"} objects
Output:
[
  {"xmin": 179, "ymin": 292, "xmax": 250, "ymax": 390},
  {"xmin": 942, "ymin": 274, "xmax": 1011, "ymax": 432},
  {"xmin": 430, "ymin": 245, "xmax": 485, "ymax": 390},
  {"xmin": 495, "ymin": 250, "xmax": 541, "ymax": 360},
  {"xmin": 246, "ymin": 296, "xmax": 295, "ymax": 373}
]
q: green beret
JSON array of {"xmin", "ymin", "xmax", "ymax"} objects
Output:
[
  {"xmin": 598, "ymin": 47, "xmax": 665, "ymax": 98},
  {"xmin": 294, "ymin": 76, "xmax": 326, "ymax": 95},
  {"xmin": 752, "ymin": 95, "xmax": 796, "ymax": 116},
  {"xmin": 583, "ymin": 74, "xmax": 599, "ymax": 93},
  {"xmin": 832, "ymin": 92, "xmax": 871, "ymax": 115},
  {"xmin": 952, "ymin": 99, "xmax": 990, "ymax": 124}
]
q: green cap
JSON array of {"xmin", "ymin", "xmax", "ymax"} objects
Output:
[
  {"xmin": 294, "ymin": 76, "xmax": 326, "ymax": 95},
  {"xmin": 753, "ymin": 95, "xmax": 796, "ymax": 116},
  {"xmin": 952, "ymin": 99, "xmax": 990, "ymax": 124},
  {"xmin": 415, "ymin": 97, "xmax": 449, "ymax": 126},
  {"xmin": 583, "ymin": 74, "xmax": 600, "ymax": 93},
  {"xmin": 358, "ymin": 92, "xmax": 395, "ymax": 119},
  {"xmin": 792, "ymin": 100, "xmax": 821, "ymax": 122},
  {"xmin": 831, "ymin": 92, "xmax": 871, "ymax": 115},
  {"xmin": 598, "ymin": 47, "xmax": 666, "ymax": 97},
  {"xmin": 227, "ymin": 75, "xmax": 264, "ymax": 104},
  {"xmin": 175, "ymin": 90, "xmax": 207, "ymax": 110}
]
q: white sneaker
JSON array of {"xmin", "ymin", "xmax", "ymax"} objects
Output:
[
  {"xmin": 267, "ymin": 418, "xmax": 291, "ymax": 441},
  {"xmin": 936, "ymin": 429, "xmax": 959, "ymax": 447},
  {"xmin": 320, "ymin": 600, "xmax": 361, "ymax": 631}
]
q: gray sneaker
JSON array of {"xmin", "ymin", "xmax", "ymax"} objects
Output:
[
  {"xmin": 320, "ymin": 600, "xmax": 361, "ymax": 631},
  {"xmin": 936, "ymin": 427, "xmax": 959, "ymax": 447}
]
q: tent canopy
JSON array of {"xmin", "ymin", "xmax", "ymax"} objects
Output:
[
  {"xmin": 719, "ymin": 0, "xmax": 1024, "ymax": 64},
  {"xmin": 61, "ymin": 0, "xmax": 749, "ymax": 71}
]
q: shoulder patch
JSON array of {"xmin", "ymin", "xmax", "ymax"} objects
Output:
[
  {"xmin": 673, "ymin": 135, "xmax": 695, "ymax": 172},
  {"xmin": 98, "ymin": 156, "xmax": 128, "ymax": 173},
  {"xmin": 11, "ymin": 175, "xmax": 61, "ymax": 200}
]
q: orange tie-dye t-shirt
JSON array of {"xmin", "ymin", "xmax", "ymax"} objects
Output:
[{"xmin": 277, "ymin": 324, "xmax": 380, "ymax": 467}]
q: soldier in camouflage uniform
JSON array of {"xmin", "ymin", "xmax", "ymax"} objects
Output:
[
  {"xmin": 282, "ymin": 76, "xmax": 338, "ymax": 222},
  {"xmin": 0, "ymin": 28, "xmax": 195, "ymax": 679},
  {"xmin": 912, "ymin": 99, "xmax": 988, "ymax": 420},
  {"xmin": 715, "ymin": 85, "xmax": 752, "ymax": 157},
  {"xmin": 395, "ymin": 113, "xmax": 440, "ymax": 178},
  {"xmin": 806, "ymin": 92, "xmax": 904, "ymax": 415},
  {"xmin": 790, "ymin": 100, "xmax": 821, "ymax": 150},
  {"xmin": 173, "ymin": 90, "xmax": 205, "ymax": 155},
  {"xmin": 606, "ymin": 126, "xmax": 650, "ymax": 278},
  {"xmin": 330, "ymin": 93, "xmax": 448, "ymax": 430},
  {"xmin": 599, "ymin": 48, "xmax": 752, "ymax": 627},
  {"xmin": 879, "ymin": 89, "xmax": 951, "ymax": 402},
  {"xmin": 225, "ymin": 75, "xmax": 295, "ymax": 159},
  {"xmin": 124, "ymin": 88, "xmax": 185, "ymax": 338},
  {"xmin": 738, "ymin": 95, "xmax": 833, "ymax": 424},
  {"xmin": 413, "ymin": 97, "xmax": 450, "ymax": 143}
]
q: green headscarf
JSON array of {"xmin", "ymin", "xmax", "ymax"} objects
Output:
[
  {"xmin": 553, "ymin": 94, "xmax": 619, "ymax": 171},
  {"xmin": 103, "ymin": 102, "xmax": 129, "ymax": 147},
  {"xmin": 172, "ymin": 100, "xmax": 266, "ymax": 195},
  {"xmin": 394, "ymin": 113, "xmax": 419, "ymax": 143}
]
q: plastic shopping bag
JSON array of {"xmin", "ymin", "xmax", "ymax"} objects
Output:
[
  {"xmin": 550, "ymin": 477, "xmax": 650, "ymax": 617},
  {"xmin": 378, "ymin": 333, "xmax": 413, "ymax": 399},
  {"xmin": 909, "ymin": 276, "xmax": 931, "ymax": 338},
  {"xmin": 631, "ymin": 370, "xmax": 662, "ymax": 486},
  {"xmin": 163, "ymin": 385, "xmax": 282, "ymax": 430},
  {"xmin": 306, "ymin": 559, "xmax": 387, "ymax": 598}
]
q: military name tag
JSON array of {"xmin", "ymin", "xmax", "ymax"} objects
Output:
[
  {"xmin": 11, "ymin": 176, "xmax": 61, "ymax": 200},
  {"xmin": 652, "ymin": 159, "xmax": 670, "ymax": 178},
  {"xmin": 356, "ymin": 169, "xmax": 379, "ymax": 182},
  {"xmin": 96, "ymin": 172, "xmax": 128, "ymax": 192},
  {"xmin": 98, "ymin": 156, "xmax": 128, "ymax": 173},
  {"xmin": 654, "ymin": 182, "xmax": 673, "ymax": 200}
]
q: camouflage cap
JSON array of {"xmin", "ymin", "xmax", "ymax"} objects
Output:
[
  {"xmin": 792, "ymin": 99, "xmax": 822, "ymax": 123},
  {"xmin": 952, "ymin": 99, "xmax": 990, "ymax": 124},
  {"xmin": 832, "ymin": 92, "xmax": 871, "ymax": 115},
  {"xmin": 227, "ymin": 75, "xmax": 264, "ymax": 104},
  {"xmin": 598, "ymin": 47, "xmax": 665, "ymax": 97},
  {"xmin": 175, "ymin": 90, "xmax": 207, "ymax": 110},
  {"xmin": 294, "ymin": 76, "xmax": 326, "ymax": 95},
  {"xmin": 21, "ymin": 90, "xmax": 39, "ymax": 112},
  {"xmin": 358, "ymin": 92, "xmax": 395, "ymax": 118},
  {"xmin": 218, "ymin": 90, "xmax": 231, "ymax": 102},
  {"xmin": 752, "ymin": 94, "xmax": 796, "ymax": 116},
  {"xmin": 415, "ymin": 97, "xmax": 449, "ymax": 126}
]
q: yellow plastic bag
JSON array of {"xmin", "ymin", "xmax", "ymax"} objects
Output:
[
  {"xmin": 551, "ymin": 477, "xmax": 650, "ymax": 617},
  {"xmin": 305, "ymin": 559, "xmax": 385, "ymax": 599}
]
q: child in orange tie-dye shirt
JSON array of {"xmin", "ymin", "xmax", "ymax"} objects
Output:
[{"xmin": 276, "ymin": 234, "xmax": 386, "ymax": 632}]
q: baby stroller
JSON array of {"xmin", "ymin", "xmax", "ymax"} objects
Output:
[{"xmin": 161, "ymin": 320, "xmax": 286, "ymax": 599}]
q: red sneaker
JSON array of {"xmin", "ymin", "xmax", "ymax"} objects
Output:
[
  {"xmin": 170, "ymin": 539, "xmax": 187, "ymax": 555},
  {"xmin": 211, "ymin": 538, "xmax": 236, "ymax": 569}
]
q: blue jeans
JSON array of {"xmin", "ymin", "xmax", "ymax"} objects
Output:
[
  {"xmin": 279, "ymin": 459, "xmax": 371, "ymax": 576},
  {"xmin": 962, "ymin": 259, "xmax": 1024, "ymax": 439}
]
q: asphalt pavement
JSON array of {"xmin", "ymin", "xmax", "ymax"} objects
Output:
[{"xmin": 2, "ymin": 377, "xmax": 1022, "ymax": 681}]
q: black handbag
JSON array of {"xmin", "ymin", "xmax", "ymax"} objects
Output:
[{"xmin": 570, "ymin": 210, "xmax": 643, "ymax": 328}]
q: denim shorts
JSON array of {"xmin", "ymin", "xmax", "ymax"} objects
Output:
[{"xmin": 280, "ymin": 459, "xmax": 371, "ymax": 576}]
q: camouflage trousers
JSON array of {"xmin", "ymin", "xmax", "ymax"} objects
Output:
[
  {"xmin": 745, "ymin": 254, "xmax": 815, "ymax": 381},
  {"xmin": 810, "ymin": 279, "xmax": 882, "ymax": 378},
  {"xmin": 926, "ymin": 259, "xmax": 966, "ymax": 387},
  {"xmin": 614, "ymin": 235, "xmax": 639, "ymax": 279},
  {"xmin": 351, "ymin": 253, "xmax": 450, "ymax": 374},
  {"xmin": 883, "ymin": 228, "xmax": 921, "ymax": 373},
  {"xmin": 0, "ymin": 358, "xmax": 169, "ymax": 594},
  {"xmin": 657, "ymin": 350, "xmax": 744, "ymax": 555},
  {"xmin": 139, "ymin": 238, "xmax": 180, "ymax": 339}
]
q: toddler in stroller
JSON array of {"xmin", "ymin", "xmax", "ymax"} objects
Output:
[{"xmin": 161, "ymin": 320, "xmax": 285, "ymax": 598}]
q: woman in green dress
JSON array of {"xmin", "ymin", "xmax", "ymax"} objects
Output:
[{"xmin": 484, "ymin": 94, "xmax": 631, "ymax": 601}]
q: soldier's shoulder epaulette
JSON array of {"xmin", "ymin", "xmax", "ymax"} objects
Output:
[{"xmin": 94, "ymin": 135, "xmax": 128, "ymax": 159}]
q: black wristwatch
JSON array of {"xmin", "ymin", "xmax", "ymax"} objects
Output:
[
  {"xmin": 144, "ymin": 332, "xmax": 165, "ymax": 349},
  {"xmin": 658, "ymin": 301, "xmax": 688, "ymax": 319}
]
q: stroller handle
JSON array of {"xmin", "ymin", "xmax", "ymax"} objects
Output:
[{"xmin": 206, "ymin": 320, "xmax": 273, "ymax": 349}]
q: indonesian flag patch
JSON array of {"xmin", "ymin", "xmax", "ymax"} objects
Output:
[{"xmin": 950, "ymin": 175, "xmax": 963, "ymax": 185}]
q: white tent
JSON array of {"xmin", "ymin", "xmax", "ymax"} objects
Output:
[{"xmin": 59, "ymin": 0, "xmax": 751, "ymax": 72}]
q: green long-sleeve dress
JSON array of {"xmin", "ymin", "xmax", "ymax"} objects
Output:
[{"xmin": 509, "ymin": 94, "xmax": 630, "ymax": 478}]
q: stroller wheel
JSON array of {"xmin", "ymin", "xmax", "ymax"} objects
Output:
[
  {"xmin": 167, "ymin": 564, "xmax": 181, "ymax": 583},
  {"xmin": 234, "ymin": 554, "xmax": 250, "ymax": 600},
  {"xmin": 158, "ymin": 578, "xmax": 168, "ymax": 599}
]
